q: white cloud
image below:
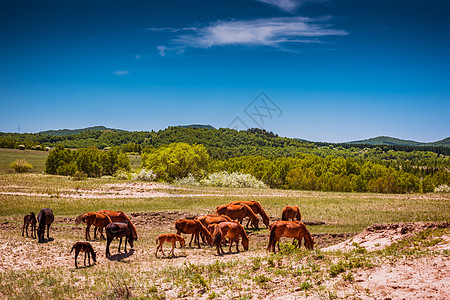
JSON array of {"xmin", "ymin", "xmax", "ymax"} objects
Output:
[
  {"xmin": 168, "ymin": 17, "xmax": 347, "ymax": 49},
  {"xmin": 113, "ymin": 70, "xmax": 129, "ymax": 77},
  {"xmin": 255, "ymin": 0, "xmax": 328, "ymax": 13}
]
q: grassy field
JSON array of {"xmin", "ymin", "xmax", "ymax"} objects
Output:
[
  {"xmin": 0, "ymin": 149, "xmax": 49, "ymax": 174},
  {"xmin": 0, "ymin": 170, "xmax": 449, "ymax": 299}
]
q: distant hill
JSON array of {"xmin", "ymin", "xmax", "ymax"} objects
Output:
[
  {"xmin": 348, "ymin": 136, "xmax": 450, "ymax": 147},
  {"xmin": 39, "ymin": 126, "xmax": 124, "ymax": 136},
  {"xmin": 177, "ymin": 124, "xmax": 216, "ymax": 130}
]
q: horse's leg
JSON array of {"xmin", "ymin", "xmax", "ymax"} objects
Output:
[
  {"xmin": 87, "ymin": 251, "xmax": 91, "ymax": 266},
  {"xmin": 188, "ymin": 233, "xmax": 194, "ymax": 247},
  {"xmin": 155, "ymin": 242, "xmax": 160, "ymax": 257},
  {"xmin": 84, "ymin": 251, "xmax": 87, "ymax": 267},
  {"xmin": 85, "ymin": 225, "xmax": 90, "ymax": 241},
  {"xmin": 228, "ymin": 240, "xmax": 233, "ymax": 253},
  {"xmin": 93, "ymin": 227, "xmax": 97, "ymax": 240},
  {"xmin": 31, "ymin": 224, "xmax": 35, "ymax": 238},
  {"xmin": 118, "ymin": 237, "xmax": 123, "ymax": 253},
  {"xmin": 161, "ymin": 242, "xmax": 166, "ymax": 257},
  {"xmin": 236, "ymin": 238, "xmax": 240, "ymax": 252},
  {"xmin": 195, "ymin": 232, "xmax": 201, "ymax": 249},
  {"xmin": 99, "ymin": 227, "xmax": 105, "ymax": 240},
  {"xmin": 74, "ymin": 248, "xmax": 79, "ymax": 268},
  {"xmin": 106, "ymin": 238, "xmax": 112, "ymax": 257},
  {"xmin": 124, "ymin": 236, "xmax": 128, "ymax": 253},
  {"xmin": 47, "ymin": 224, "xmax": 50, "ymax": 240},
  {"xmin": 171, "ymin": 241, "xmax": 176, "ymax": 257}
]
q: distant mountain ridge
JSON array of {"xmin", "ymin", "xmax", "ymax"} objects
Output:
[
  {"xmin": 39, "ymin": 126, "xmax": 123, "ymax": 136},
  {"xmin": 348, "ymin": 136, "xmax": 450, "ymax": 147}
]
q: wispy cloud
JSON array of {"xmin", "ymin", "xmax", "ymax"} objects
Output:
[
  {"xmin": 113, "ymin": 70, "xmax": 129, "ymax": 77},
  {"xmin": 255, "ymin": 0, "xmax": 328, "ymax": 13},
  {"xmin": 155, "ymin": 17, "xmax": 347, "ymax": 52}
]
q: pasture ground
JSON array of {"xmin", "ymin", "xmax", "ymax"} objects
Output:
[{"xmin": 0, "ymin": 173, "xmax": 449, "ymax": 299}]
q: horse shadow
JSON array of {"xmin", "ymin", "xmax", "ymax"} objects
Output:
[
  {"xmin": 107, "ymin": 249, "xmax": 135, "ymax": 261},
  {"xmin": 158, "ymin": 254, "xmax": 188, "ymax": 260},
  {"xmin": 38, "ymin": 238, "xmax": 54, "ymax": 244}
]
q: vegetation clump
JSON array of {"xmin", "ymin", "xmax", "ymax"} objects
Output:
[{"xmin": 9, "ymin": 159, "xmax": 33, "ymax": 173}]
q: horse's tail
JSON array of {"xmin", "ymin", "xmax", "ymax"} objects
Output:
[
  {"xmin": 75, "ymin": 213, "xmax": 86, "ymax": 225},
  {"xmin": 296, "ymin": 206, "xmax": 302, "ymax": 221},
  {"xmin": 175, "ymin": 220, "xmax": 183, "ymax": 234},
  {"xmin": 70, "ymin": 244, "xmax": 76, "ymax": 253},
  {"xmin": 267, "ymin": 226, "xmax": 277, "ymax": 252},
  {"xmin": 155, "ymin": 236, "xmax": 159, "ymax": 245},
  {"xmin": 254, "ymin": 202, "xmax": 270, "ymax": 227},
  {"xmin": 212, "ymin": 225, "xmax": 222, "ymax": 247}
]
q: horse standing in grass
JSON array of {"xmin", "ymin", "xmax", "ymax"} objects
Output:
[
  {"xmin": 105, "ymin": 221, "xmax": 135, "ymax": 257},
  {"xmin": 215, "ymin": 204, "xmax": 259, "ymax": 229},
  {"xmin": 175, "ymin": 219, "xmax": 212, "ymax": 248},
  {"xmin": 70, "ymin": 241, "xmax": 96, "ymax": 268},
  {"xmin": 194, "ymin": 214, "xmax": 234, "ymax": 244},
  {"xmin": 229, "ymin": 200, "xmax": 271, "ymax": 227},
  {"xmin": 281, "ymin": 205, "xmax": 302, "ymax": 221},
  {"xmin": 155, "ymin": 233, "xmax": 185, "ymax": 258},
  {"xmin": 267, "ymin": 221, "xmax": 313, "ymax": 253},
  {"xmin": 22, "ymin": 212, "xmax": 37, "ymax": 239},
  {"xmin": 37, "ymin": 208, "xmax": 54, "ymax": 243},
  {"xmin": 96, "ymin": 210, "xmax": 138, "ymax": 241},
  {"xmin": 75, "ymin": 212, "xmax": 112, "ymax": 240},
  {"xmin": 210, "ymin": 221, "xmax": 249, "ymax": 255}
]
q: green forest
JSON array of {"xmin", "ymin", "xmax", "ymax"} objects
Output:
[{"xmin": 2, "ymin": 126, "xmax": 449, "ymax": 193}]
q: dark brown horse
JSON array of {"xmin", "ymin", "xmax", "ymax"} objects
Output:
[
  {"xmin": 96, "ymin": 210, "xmax": 138, "ymax": 240},
  {"xmin": 210, "ymin": 222, "xmax": 249, "ymax": 255},
  {"xmin": 75, "ymin": 212, "xmax": 112, "ymax": 240},
  {"xmin": 71, "ymin": 241, "xmax": 96, "ymax": 268},
  {"xmin": 22, "ymin": 212, "xmax": 37, "ymax": 239},
  {"xmin": 37, "ymin": 208, "xmax": 54, "ymax": 243},
  {"xmin": 267, "ymin": 221, "xmax": 313, "ymax": 253},
  {"xmin": 215, "ymin": 204, "xmax": 259, "ymax": 229},
  {"xmin": 105, "ymin": 221, "xmax": 135, "ymax": 257},
  {"xmin": 229, "ymin": 200, "xmax": 270, "ymax": 227},
  {"xmin": 175, "ymin": 219, "xmax": 212, "ymax": 248},
  {"xmin": 155, "ymin": 233, "xmax": 185, "ymax": 258},
  {"xmin": 281, "ymin": 205, "xmax": 302, "ymax": 221}
]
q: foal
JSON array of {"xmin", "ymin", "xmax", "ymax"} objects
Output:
[
  {"xmin": 70, "ymin": 241, "xmax": 96, "ymax": 268},
  {"xmin": 155, "ymin": 233, "xmax": 185, "ymax": 258},
  {"xmin": 22, "ymin": 212, "xmax": 37, "ymax": 239}
]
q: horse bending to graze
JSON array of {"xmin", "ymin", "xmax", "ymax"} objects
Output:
[
  {"xmin": 194, "ymin": 214, "xmax": 234, "ymax": 244},
  {"xmin": 210, "ymin": 221, "xmax": 249, "ymax": 255},
  {"xmin": 281, "ymin": 205, "xmax": 302, "ymax": 221},
  {"xmin": 75, "ymin": 212, "xmax": 112, "ymax": 240},
  {"xmin": 105, "ymin": 221, "xmax": 134, "ymax": 257},
  {"xmin": 215, "ymin": 204, "xmax": 259, "ymax": 229},
  {"xmin": 96, "ymin": 210, "xmax": 138, "ymax": 241},
  {"xmin": 22, "ymin": 212, "xmax": 37, "ymax": 239},
  {"xmin": 267, "ymin": 221, "xmax": 313, "ymax": 253},
  {"xmin": 37, "ymin": 208, "xmax": 54, "ymax": 243},
  {"xmin": 70, "ymin": 242, "xmax": 96, "ymax": 268},
  {"xmin": 175, "ymin": 219, "xmax": 212, "ymax": 248},
  {"xmin": 155, "ymin": 233, "xmax": 185, "ymax": 258},
  {"xmin": 229, "ymin": 200, "xmax": 270, "ymax": 228}
]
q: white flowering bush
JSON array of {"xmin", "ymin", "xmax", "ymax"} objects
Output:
[
  {"xmin": 174, "ymin": 174, "xmax": 201, "ymax": 186},
  {"xmin": 200, "ymin": 171, "xmax": 267, "ymax": 189},
  {"xmin": 131, "ymin": 169, "xmax": 156, "ymax": 182},
  {"xmin": 115, "ymin": 170, "xmax": 130, "ymax": 180},
  {"xmin": 434, "ymin": 184, "xmax": 450, "ymax": 193}
]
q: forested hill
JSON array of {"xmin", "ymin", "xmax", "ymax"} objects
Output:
[
  {"xmin": 39, "ymin": 126, "xmax": 124, "ymax": 136},
  {"xmin": 1, "ymin": 126, "xmax": 449, "ymax": 157},
  {"xmin": 348, "ymin": 136, "xmax": 450, "ymax": 147}
]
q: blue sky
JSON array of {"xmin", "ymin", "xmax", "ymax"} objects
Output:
[{"xmin": 0, "ymin": 0, "xmax": 449, "ymax": 142}]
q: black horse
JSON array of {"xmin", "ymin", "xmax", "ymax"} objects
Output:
[
  {"xmin": 105, "ymin": 221, "xmax": 134, "ymax": 257},
  {"xmin": 37, "ymin": 208, "xmax": 54, "ymax": 243}
]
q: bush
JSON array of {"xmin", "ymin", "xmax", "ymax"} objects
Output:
[
  {"xmin": 174, "ymin": 174, "xmax": 201, "ymax": 186},
  {"xmin": 71, "ymin": 171, "xmax": 87, "ymax": 181},
  {"xmin": 131, "ymin": 169, "xmax": 156, "ymax": 181},
  {"xmin": 435, "ymin": 184, "xmax": 450, "ymax": 193},
  {"xmin": 9, "ymin": 159, "xmax": 33, "ymax": 173},
  {"xmin": 115, "ymin": 170, "xmax": 130, "ymax": 180},
  {"xmin": 18, "ymin": 144, "xmax": 25, "ymax": 150},
  {"xmin": 200, "ymin": 171, "xmax": 267, "ymax": 188}
]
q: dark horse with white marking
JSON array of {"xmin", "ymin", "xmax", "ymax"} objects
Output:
[{"xmin": 37, "ymin": 208, "xmax": 54, "ymax": 243}]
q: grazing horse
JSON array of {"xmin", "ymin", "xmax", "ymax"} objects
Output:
[
  {"xmin": 37, "ymin": 208, "xmax": 54, "ymax": 243},
  {"xmin": 155, "ymin": 233, "xmax": 185, "ymax": 258},
  {"xmin": 96, "ymin": 210, "xmax": 138, "ymax": 241},
  {"xmin": 75, "ymin": 212, "xmax": 112, "ymax": 240},
  {"xmin": 229, "ymin": 200, "xmax": 270, "ymax": 228},
  {"xmin": 22, "ymin": 212, "xmax": 37, "ymax": 238},
  {"xmin": 70, "ymin": 241, "xmax": 96, "ymax": 268},
  {"xmin": 194, "ymin": 214, "xmax": 234, "ymax": 244},
  {"xmin": 105, "ymin": 221, "xmax": 135, "ymax": 257},
  {"xmin": 210, "ymin": 222, "xmax": 249, "ymax": 255},
  {"xmin": 175, "ymin": 219, "xmax": 212, "ymax": 248},
  {"xmin": 281, "ymin": 205, "xmax": 302, "ymax": 221},
  {"xmin": 215, "ymin": 204, "xmax": 259, "ymax": 229},
  {"xmin": 267, "ymin": 221, "xmax": 313, "ymax": 253}
]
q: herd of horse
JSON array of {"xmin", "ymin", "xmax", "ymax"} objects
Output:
[{"xmin": 21, "ymin": 202, "xmax": 313, "ymax": 268}]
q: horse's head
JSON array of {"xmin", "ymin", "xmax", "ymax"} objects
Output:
[
  {"xmin": 179, "ymin": 237, "xmax": 186, "ymax": 248},
  {"xmin": 92, "ymin": 251, "xmax": 97, "ymax": 263},
  {"xmin": 252, "ymin": 219, "xmax": 259, "ymax": 230},
  {"xmin": 242, "ymin": 236, "xmax": 249, "ymax": 251},
  {"xmin": 305, "ymin": 237, "xmax": 314, "ymax": 250}
]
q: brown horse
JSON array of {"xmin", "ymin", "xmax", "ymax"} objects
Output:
[
  {"xmin": 70, "ymin": 241, "xmax": 96, "ymax": 268},
  {"xmin": 105, "ymin": 221, "xmax": 135, "ymax": 257},
  {"xmin": 267, "ymin": 221, "xmax": 313, "ymax": 253},
  {"xmin": 75, "ymin": 212, "xmax": 112, "ymax": 240},
  {"xmin": 229, "ymin": 200, "xmax": 270, "ymax": 227},
  {"xmin": 210, "ymin": 222, "xmax": 249, "ymax": 255},
  {"xmin": 215, "ymin": 204, "xmax": 259, "ymax": 229},
  {"xmin": 96, "ymin": 210, "xmax": 138, "ymax": 240},
  {"xmin": 281, "ymin": 205, "xmax": 302, "ymax": 221},
  {"xmin": 22, "ymin": 212, "xmax": 37, "ymax": 239},
  {"xmin": 175, "ymin": 219, "xmax": 212, "ymax": 248},
  {"xmin": 37, "ymin": 208, "xmax": 54, "ymax": 243},
  {"xmin": 194, "ymin": 214, "xmax": 234, "ymax": 244},
  {"xmin": 155, "ymin": 233, "xmax": 185, "ymax": 258}
]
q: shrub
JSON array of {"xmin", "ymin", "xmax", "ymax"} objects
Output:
[
  {"xmin": 71, "ymin": 171, "xmax": 87, "ymax": 181},
  {"xmin": 435, "ymin": 184, "xmax": 450, "ymax": 193},
  {"xmin": 200, "ymin": 171, "xmax": 267, "ymax": 188},
  {"xmin": 9, "ymin": 159, "xmax": 33, "ymax": 173},
  {"xmin": 18, "ymin": 144, "xmax": 26, "ymax": 150},
  {"xmin": 115, "ymin": 170, "xmax": 130, "ymax": 180},
  {"xmin": 131, "ymin": 169, "xmax": 156, "ymax": 181},
  {"xmin": 174, "ymin": 174, "xmax": 201, "ymax": 186}
]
